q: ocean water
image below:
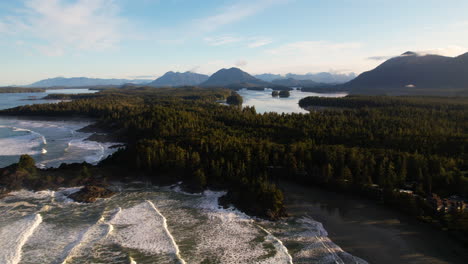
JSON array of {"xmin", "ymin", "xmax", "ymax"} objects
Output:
[
  {"xmin": 237, "ymin": 88, "xmax": 347, "ymax": 114},
  {"xmin": 0, "ymin": 89, "xmax": 97, "ymax": 111},
  {"xmin": 0, "ymin": 89, "xmax": 116, "ymax": 168},
  {"xmin": 0, "ymin": 183, "xmax": 368, "ymax": 264},
  {"xmin": 0, "ymin": 117, "xmax": 118, "ymax": 168}
]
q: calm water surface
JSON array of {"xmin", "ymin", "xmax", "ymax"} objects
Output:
[
  {"xmin": 237, "ymin": 88, "xmax": 347, "ymax": 114},
  {"xmin": 0, "ymin": 89, "xmax": 97, "ymax": 110}
]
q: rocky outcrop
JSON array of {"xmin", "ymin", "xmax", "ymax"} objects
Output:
[{"xmin": 68, "ymin": 185, "xmax": 115, "ymax": 203}]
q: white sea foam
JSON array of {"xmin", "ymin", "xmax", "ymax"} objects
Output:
[
  {"xmin": 146, "ymin": 200, "xmax": 186, "ymax": 264},
  {"xmin": 11, "ymin": 126, "xmax": 47, "ymax": 145},
  {"xmin": 7, "ymin": 189, "xmax": 55, "ymax": 201},
  {"xmin": 59, "ymin": 207, "xmax": 121, "ymax": 264},
  {"xmin": 0, "ymin": 214, "xmax": 42, "ymax": 264},
  {"xmin": 109, "ymin": 201, "xmax": 184, "ymax": 261},
  {"xmin": 54, "ymin": 187, "xmax": 83, "ymax": 203},
  {"xmin": 66, "ymin": 139, "xmax": 105, "ymax": 164},
  {"xmin": 0, "ymin": 133, "xmax": 43, "ymax": 156},
  {"xmin": 104, "ymin": 207, "xmax": 121, "ymax": 238},
  {"xmin": 184, "ymin": 190, "xmax": 292, "ymax": 263},
  {"xmin": 284, "ymin": 216, "xmax": 368, "ymax": 264},
  {"xmin": 256, "ymin": 224, "xmax": 294, "ymax": 264}
]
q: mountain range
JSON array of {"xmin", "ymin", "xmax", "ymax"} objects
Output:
[
  {"xmin": 343, "ymin": 51, "xmax": 468, "ymax": 95},
  {"xmin": 147, "ymin": 71, "xmax": 209, "ymax": 87},
  {"xmin": 271, "ymin": 78, "xmax": 320, "ymax": 87},
  {"xmin": 255, "ymin": 72, "xmax": 356, "ymax": 84},
  {"xmin": 29, "ymin": 77, "xmax": 151, "ymax": 87},
  {"xmin": 25, "ymin": 51, "xmax": 468, "ymax": 96}
]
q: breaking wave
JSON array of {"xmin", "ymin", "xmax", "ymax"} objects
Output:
[{"xmin": 0, "ymin": 214, "xmax": 42, "ymax": 264}]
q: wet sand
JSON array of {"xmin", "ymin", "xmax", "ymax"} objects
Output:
[{"xmin": 281, "ymin": 181, "xmax": 468, "ymax": 264}]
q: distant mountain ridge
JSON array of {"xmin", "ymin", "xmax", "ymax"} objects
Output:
[
  {"xmin": 29, "ymin": 77, "xmax": 151, "ymax": 87},
  {"xmin": 148, "ymin": 71, "xmax": 209, "ymax": 87},
  {"xmin": 201, "ymin": 68, "xmax": 269, "ymax": 88},
  {"xmin": 271, "ymin": 78, "xmax": 320, "ymax": 87},
  {"xmin": 255, "ymin": 72, "xmax": 356, "ymax": 84},
  {"xmin": 343, "ymin": 51, "xmax": 468, "ymax": 95}
]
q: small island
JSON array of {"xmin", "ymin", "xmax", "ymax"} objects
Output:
[
  {"xmin": 272, "ymin": 91, "xmax": 279, "ymax": 97},
  {"xmin": 226, "ymin": 92, "xmax": 243, "ymax": 106},
  {"xmin": 279, "ymin": 90, "xmax": 290, "ymax": 97}
]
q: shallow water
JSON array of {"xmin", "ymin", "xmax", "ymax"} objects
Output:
[
  {"xmin": 0, "ymin": 117, "xmax": 118, "ymax": 168},
  {"xmin": 237, "ymin": 88, "xmax": 347, "ymax": 114},
  {"xmin": 282, "ymin": 181, "xmax": 468, "ymax": 264},
  {"xmin": 0, "ymin": 184, "xmax": 367, "ymax": 264}
]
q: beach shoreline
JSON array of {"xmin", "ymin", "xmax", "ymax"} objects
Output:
[{"xmin": 281, "ymin": 181, "xmax": 468, "ymax": 264}]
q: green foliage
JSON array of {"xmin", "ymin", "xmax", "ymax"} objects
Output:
[
  {"xmin": 226, "ymin": 92, "xmax": 243, "ymax": 105},
  {"xmin": 18, "ymin": 155, "xmax": 37, "ymax": 175},
  {"xmin": 278, "ymin": 90, "xmax": 290, "ymax": 98}
]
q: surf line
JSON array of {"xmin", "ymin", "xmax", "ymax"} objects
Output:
[
  {"xmin": 146, "ymin": 200, "xmax": 186, "ymax": 264},
  {"xmin": 256, "ymin": 224, "xmax": 294, "ymax": 264},
  {"xmin": 60, "ymin": 207, "xmax": 122, "ymax": 264},
  {"xmin": 9, "ymin": 214, "xmax": 43, "ymax": 264},
  {"xmin": 104, "ymin": 207, "xmax": 122, "ymax": 238},
  {"xmin": 59, "ymin": 207, "xmax": 121, "ymax": 264},
  {"xmin": 315, "ymin": 235, "xmax": 345, "ymax": 264}
]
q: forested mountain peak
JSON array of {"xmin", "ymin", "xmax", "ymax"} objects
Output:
[
  {"xmin": 343, "ymin": 51, "xmax": 468, "ymax": 95},
  {"xmin": 201, "ymin": 67, "xmax": 268, "ymax": 87},
  {"xmin": 148, "ymin": 71, "xmax": 209, "ymax": 87}
]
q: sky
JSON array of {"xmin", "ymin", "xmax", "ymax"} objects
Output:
[{"xmin": 0, "ymin": 0, "xmax": 467, "ymax": 85}]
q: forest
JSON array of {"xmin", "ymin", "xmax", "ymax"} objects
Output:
[{"xmin": 0, "ymin": 87, "xmax": 467, "ymax": 233}]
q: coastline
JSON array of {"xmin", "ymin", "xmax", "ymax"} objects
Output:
[{"xmin": 281, "ymin": 181, "xmax": 468, "ymax": 264}]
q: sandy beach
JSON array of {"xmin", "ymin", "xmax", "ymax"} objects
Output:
[{"xmin": 281, "ymin": 181, "xmax": 468, "ymax": 264}]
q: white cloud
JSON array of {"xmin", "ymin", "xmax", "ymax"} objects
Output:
[
  {"xmin": 1, "ymin": 0, "xmax": 124, "ymax": 55},
  {"xmin": 248, "ymin": 37, "xmax": 273, "ymax": 48},
  {"xmin": 194, "ymin": 0, "xmax": 287, "ymax": 32},
  {"xmin": 417, "ymin": 46, "xmax": 466, "ymax": 57},
  {"xmin": 204, "ymin": 35, "xmax": 244, "ymax": 46}
]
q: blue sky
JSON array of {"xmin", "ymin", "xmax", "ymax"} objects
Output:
[{"xmin": 0, "ymin": 0, "xmax": 467, "ymax": 85}]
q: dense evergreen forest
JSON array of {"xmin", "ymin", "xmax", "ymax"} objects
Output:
[{"xmin": 1, "ymin": 87, "xmax": 467, "ymax": 233}]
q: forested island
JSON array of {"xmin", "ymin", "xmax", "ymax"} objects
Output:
[{"xmin": 0, "ymin": 87, "xmax": 467, "ymax": 240}]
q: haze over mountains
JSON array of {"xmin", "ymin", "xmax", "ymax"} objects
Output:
[
  {"xmin": 255, "ymin": 72, "xmax": 356, "ymax": 84},
  {"xmin": 27, "ymin": 70, "xmax": 354, "ymax": 88},
  {"xmin": 271, "ymin": 78, "xmax": 320, "ymax": 87},
  {"xmin": 29, "ymin": 77, "xmax": 151, "ymax": 87}
]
